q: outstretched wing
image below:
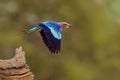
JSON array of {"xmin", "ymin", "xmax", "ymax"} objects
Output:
[{"xmin": 39, "ymin": 27, "xmax": 61, "ymax": 54}]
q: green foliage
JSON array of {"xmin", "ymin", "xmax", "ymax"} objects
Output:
[{"xmin": 0, "ymin": 0, "xmax": 120, "ymax": 80}]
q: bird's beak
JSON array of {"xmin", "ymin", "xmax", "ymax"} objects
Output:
[
  {"xmin": 69, "ymin": 24, "xmax": 72, "ymax": 27},
  {"xmin": 68, "ymin": 24, "xmax": 72, "ymax": 28}
]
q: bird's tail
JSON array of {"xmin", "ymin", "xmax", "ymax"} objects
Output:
[{"xmin": 26, "ymin": 25, "xmax": 41, "ymax": 33}]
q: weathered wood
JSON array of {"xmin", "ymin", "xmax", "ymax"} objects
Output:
[{"xmin": 0, "ymin": 46, "xmax": 34, "ymax": 80}]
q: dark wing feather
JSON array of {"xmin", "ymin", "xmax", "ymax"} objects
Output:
[{"xmin": 40, "ymin": 29, "xmax": 61, "ymax": 54}]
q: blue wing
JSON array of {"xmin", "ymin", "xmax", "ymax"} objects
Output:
[
  {"xmin": 39, "ymin": 23, "xmax": 61, "ymax": 53},
  {"xmin": 44, "ymin": 21, "xmax": 62, "ymax": 39}
]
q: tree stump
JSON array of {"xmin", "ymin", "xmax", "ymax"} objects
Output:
[{"xmin": 0, "ymin": 46, "xmax": 34, "ymax": 80}]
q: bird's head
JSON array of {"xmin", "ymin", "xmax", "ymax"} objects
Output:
[{"xmin": 58, "ymin": 22, "xmax": 71, "ymax": 30}]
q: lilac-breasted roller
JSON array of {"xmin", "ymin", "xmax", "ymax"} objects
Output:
[{"xmin": 27, "ymin": 21, "xmax": 71, "ymax": 54}]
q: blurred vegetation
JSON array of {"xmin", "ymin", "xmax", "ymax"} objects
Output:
[{"xmin": 0, "ymin": 0, "xmax": 120, "ymax": 80}]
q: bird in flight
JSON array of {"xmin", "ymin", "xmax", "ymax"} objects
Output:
[{"xmin": 27, "ymin": 21, "xmax": 71, "ymax": 54}]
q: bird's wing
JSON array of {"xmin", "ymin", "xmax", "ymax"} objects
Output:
[{"xmin": 39, "ymin": 27, "xmax": 61, "ymax": 54}]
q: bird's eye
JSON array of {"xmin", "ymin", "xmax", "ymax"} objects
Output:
[{"xmin": 63, "ymin": 24, "xmax": 67, "ymax": 26}]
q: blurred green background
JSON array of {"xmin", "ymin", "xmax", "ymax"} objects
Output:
[{"xmin": 0, "ymin": 0, "xmax": 120, "ymax": 80}]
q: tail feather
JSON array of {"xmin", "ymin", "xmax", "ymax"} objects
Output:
[{"xmin": 27, "ymin": 25, "xmax": 41, "ymax": 33}]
